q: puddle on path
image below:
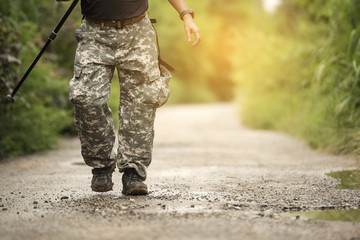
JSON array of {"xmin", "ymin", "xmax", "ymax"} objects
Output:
[
  {"xmin": 283, "ymin": 170, "xmax": 360, "ymax": 222},
  {"xmin": 326, "ymin": 169, "xmax": 360, "ymax": 190},
  {"xmin": 284, "ymin": 209, "xmax": 360, "ymax": 222}
]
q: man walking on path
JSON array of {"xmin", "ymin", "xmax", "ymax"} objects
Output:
[{"xmin": 64, "ymin": 0, "xmax": 200, "ymax": 196}]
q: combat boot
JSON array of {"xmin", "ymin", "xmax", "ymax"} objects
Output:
[
  {"xmin": 122, "ymin": 169, "xmax": 148, "ymax": 196},
  {"xmin": 91, "ymin": 165, "xmax": 115, "ymax": 192}
]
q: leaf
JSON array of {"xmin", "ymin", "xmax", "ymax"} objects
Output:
[
  {"xmin": 335, "ymin": 96, "xmax": 351, "ymax": 115},
  {"xmin": 347, "ymin": 29, "xmax": 360, "ymax": 59},
  {"xmin": 353, "ymin": 59, "xmax": 360, "ymax": 79},
  {"xmin": 315, "ymin": 62, "xmax": 327, "ymax": 84}
]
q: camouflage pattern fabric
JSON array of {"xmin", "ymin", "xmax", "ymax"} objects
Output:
[{"xmin": 69, "ymin": 15, "xmax": 171, "ymax": 180}]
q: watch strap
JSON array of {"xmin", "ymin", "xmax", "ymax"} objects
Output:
[{"xmin": 180, "ymin": 9, "xmax": 194, "ymax": 20}]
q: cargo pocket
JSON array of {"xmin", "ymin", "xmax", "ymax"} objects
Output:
[
  {"xmin": 142, "ymin": 64, "xmax": 171, "ymax": 108},
  {"xmin": 155, "ymin": 64, "xmax": 171, "ymax": 107}
]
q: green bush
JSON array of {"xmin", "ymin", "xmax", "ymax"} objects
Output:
[
  {"xmin": 0, "ymin": 1, "xmax": 74, "ymax": 159},
  {"xmin": 234, "ymin": 0, "xmax": 360, "ymax": 159}
]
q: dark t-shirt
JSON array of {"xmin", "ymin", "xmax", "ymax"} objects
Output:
[{"xmin": 81, "ymin": 0, "xmax": 148, "ymax": 20}]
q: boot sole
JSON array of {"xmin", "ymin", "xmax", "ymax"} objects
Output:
[
  {"xmin": 91, "ymin": 182, "xmax": 114, "ymax": 192},
  {"xmin": 122, "ymin": 187, "xmax": 148, "ymax": 196}
]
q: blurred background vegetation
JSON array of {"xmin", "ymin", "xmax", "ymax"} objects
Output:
[{"xmin": 1, "ymin": 0, "xmax": 360, "ymax": 161}]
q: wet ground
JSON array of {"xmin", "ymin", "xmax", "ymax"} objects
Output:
[{"xmin": 1, "ymin": 103, "xmax": 360, "ymax": 240}]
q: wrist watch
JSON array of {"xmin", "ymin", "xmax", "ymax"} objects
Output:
[{"xmin": 180, "ymin": 9, "xmax": 194, "ymax": 20}]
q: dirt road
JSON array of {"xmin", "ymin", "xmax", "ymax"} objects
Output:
[{"xmin": 1, "ymin": 104, "xmax": 359, "ymax": 240}]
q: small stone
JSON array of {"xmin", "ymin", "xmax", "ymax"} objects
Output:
[
  {"xmin": 60, "ymin": 196, "xmax": 69, "ymax": 200},
  {"xmin": 296, "ymin": 215, "xmax": 300, "ymax": 220},
  {"xmin": 191, "ymin": 205, "xmax": 195, "ymax": 208},
  {"xmin": 33, "ymin": 201, "xmax": 38, "ymax": 205},
  {"xmin": 2, "ymin": 208, "xmax": 7, "ymax": 211}
]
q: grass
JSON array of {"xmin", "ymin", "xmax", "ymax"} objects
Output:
[{"xmin": 326, "ymin": 170, "xmax": 360, "ymax": 190}]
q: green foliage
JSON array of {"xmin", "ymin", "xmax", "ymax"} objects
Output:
[
  {"xmin": 0, "ymin": 1, "xmax": 75, "ymax": 159},
  {"xmin": 234, "ymin": 0, "xmax": 360, "ymax": 159},
  {"xmin": 326, "ymin": 170, "xmax": 360, "ymax": 190}
]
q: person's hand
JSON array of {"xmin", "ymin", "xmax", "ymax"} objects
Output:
[{"xmin": 183, "ymin": 15, "xmax": 201, "ymax": 47}]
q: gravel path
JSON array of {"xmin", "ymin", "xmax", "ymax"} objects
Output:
[{"xmin": 0, "ymin": 103, "xmax": 359, "ymax": 240}]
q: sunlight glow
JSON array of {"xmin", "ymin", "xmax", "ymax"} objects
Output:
[{"xmin": 262, "ymin": 0, "xmax": 281, "ymax": 13}]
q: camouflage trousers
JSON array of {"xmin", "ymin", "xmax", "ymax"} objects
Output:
[{"xmin": 69, "ymin": 15, "xmax": 171, "ymax": 180}]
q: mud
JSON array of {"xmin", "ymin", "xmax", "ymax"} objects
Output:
[{"xmin": 0, "ymin": 103, "xmax": 359, "ymax": 240}]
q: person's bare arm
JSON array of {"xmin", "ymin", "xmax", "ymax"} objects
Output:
[{"xmin": 168, "ymin": 0, "xmax": 201, "ymax": 47}]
